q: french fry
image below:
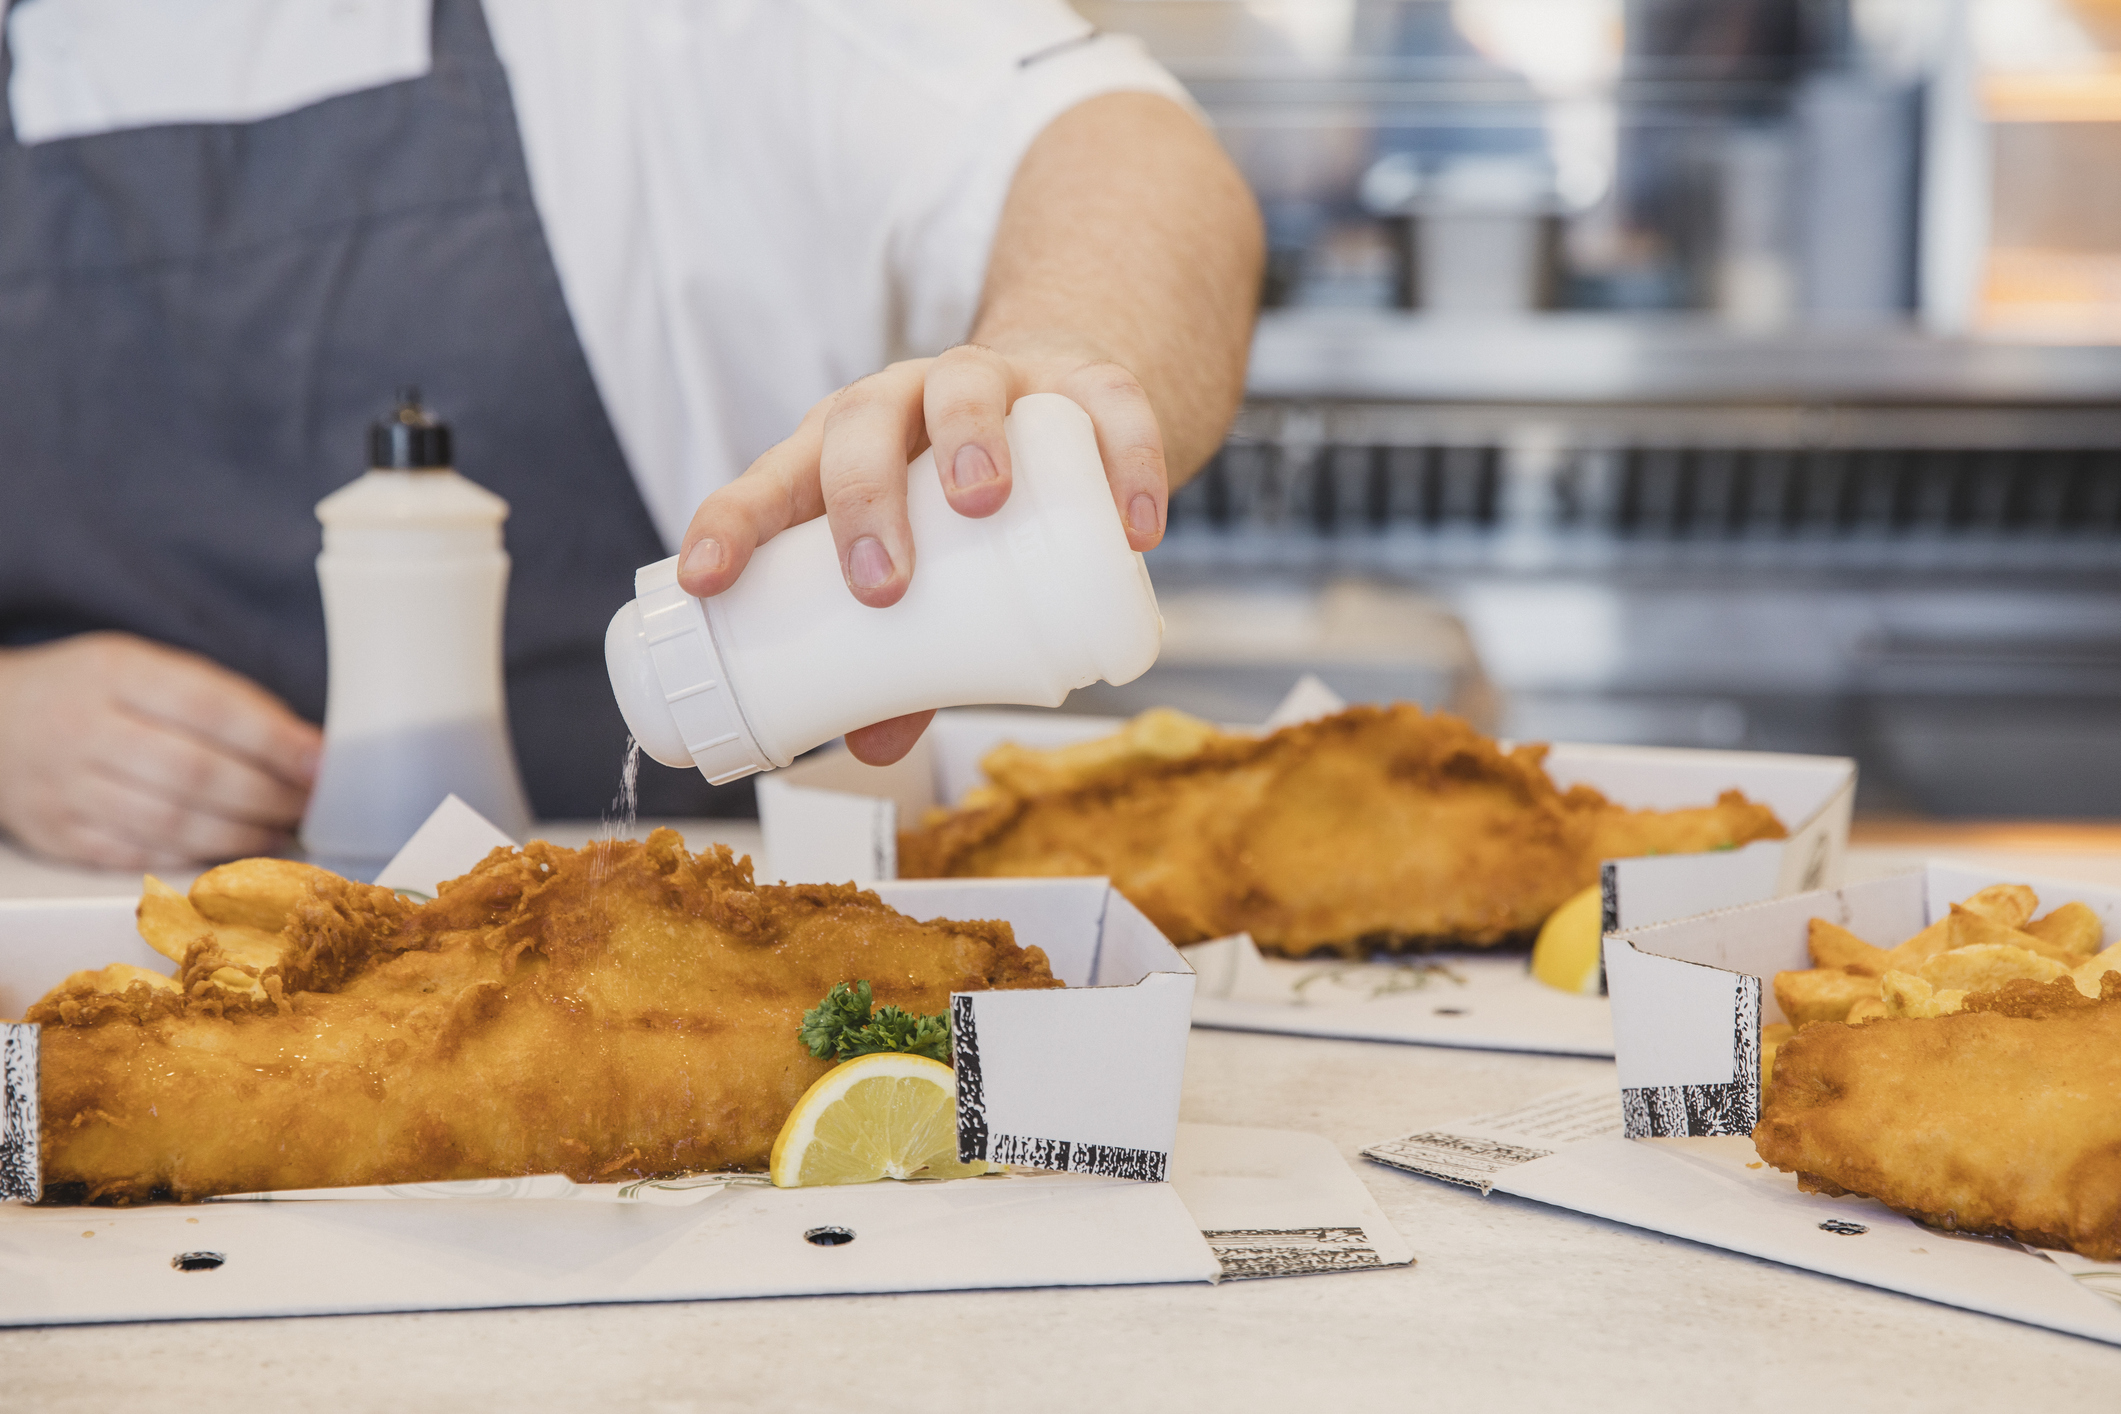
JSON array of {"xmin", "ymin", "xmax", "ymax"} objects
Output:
[
  {"xmin": 196, "ymin": 925, "xmax": 283, "ymax": 973},
  {"xmin": 1761, "ymin": 1021, "xmax": 1796, "ymax": 1099},
  {"xmin": 1881, "ymin": 970, "xmax": 1967, "ymax": 1020},
  {"xmin": 1806, "ymin": 918, "xmax": 1890, "ymax": 974},
  {"xmin": 1920, "ymin": 941, "xmax": 2067, "ymax": 994},
  {"xmin": 1957, "ymin": 883, "xmax": 2037, "ymax": 930},
  {"xmin": 136, "ymin": 876, "xmax": 214, "ymax": 964},
  {"xmin": 1773, "ymin": 966, "xmax": 1882, "ymax": 1026},
  {"xmin": 1946, "ymin": 904, "xmax": 2082, "ymax": 965},
  {"xmin": 189, "ymin": 858, "xmax": 332, "ymax": 932},
  {"xmin": 979, "ymin": 707, "xmax": 1222, "ymax": 799},
  {"xmin": 2074, "ymin": 943, "xmax": 2121, "ymax": 998},
  {"xmin": 1796, "ymin": 887, "xmax": 2067, "ymax": 1024},
  {"xmin": 1881, "ymin": 915, "xmax": 1954, "ymax": 972},
  {"xmin": 136, "ymin": 873, "xmax": 286, "ymax": 973},
  {"xmin": 2026, "ymin": 901, "xmax": 2103, "ymax": 958},
  {"xmin": 1843, "ymin": 996, "xmax": 1888, "ymax": 1023}
]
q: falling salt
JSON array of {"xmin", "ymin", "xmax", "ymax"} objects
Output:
[
  {"xmin": 591, "ymin": 737, "xmax": 644, "ymax": 883},
  {"xmin": 603, "ymin": 735, "xmax": 642, "ymax": 840}
]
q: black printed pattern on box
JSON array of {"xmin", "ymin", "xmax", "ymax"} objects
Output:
[
  {"xmin": 1, "ymin": 1024, "xmax": 38, "ymax": 1202},
  {"xmin": 988, "ymin": 1133, "xmax": 1169, "ymax": 1183},
  {"xmin": 950, "ymin": 994, "xmax": 987, "ymax": 1165},
  {"xmin": 1621, "ymin": 974, "xmax": 1762, "ymax": 1138},
  {"xmin": 1202, "ymin": 1227, "xmax": 1382, "ymax": 1280},
  {"xmin": 1597, "ymin": 862, "xmax": 1617, "ymax": 996},
  {"xmin": 1361, "ymin": 1131, "xmax": 1556, "ymax": 1194}
]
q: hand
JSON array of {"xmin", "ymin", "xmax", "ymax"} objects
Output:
[
  {"xmin": 674, "ymin": 339, "xmax": 1168, "ymax": 766},
  {"xmin": 0, "ymin": 633, "xmax": 322, "ymax": 869}
]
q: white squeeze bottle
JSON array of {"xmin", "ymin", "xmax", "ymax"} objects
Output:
[
  {"xmin": 605, "ymin": 393, "xmax": 1161, "ymax": 783},
  {"xmin": 300, "ymin": 391, "xmax": 535, "ymax": 866}
]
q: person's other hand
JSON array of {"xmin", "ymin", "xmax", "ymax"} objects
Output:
[
  {"xmin": 0, "ymin": 633, "xmax": 321, "ymax": 869},
  {"xmin": 674, "ymin": 340, "xmax": 1166, "ymax": 766}
]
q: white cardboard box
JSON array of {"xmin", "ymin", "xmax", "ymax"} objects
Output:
[
  {"xmin": 1603, "ymin": 862, "xmax": 2121, "ymax": 1137},
  {"xmin": 1364, "ymin": 1085, "xmax": 2121, "ymax": 1346},
  {"xmin": 0, "ymin": 1120, "xmax": 1418, "ymax": 1326},
  {"xmin": 1376, "ymin": 864, "xmax": 2121, "ymax": 1340},
  {"xmin": 0, "ymin": 799, "xmax": 1198, "ymax": 1195},
  {"xmin": 759, "ymin": 689, "xmax": 1854, "ymax": 1058},
  {"xmin": 759, "ymin": 708, "xmax": 1855, "ymax": 902},
  {"xmin": 0, "ymin": 801, "xmax": 1412, "ymax": 1323},
  {"xmin": 1183, "ymin": 938, "xmax": 1618, "ymax": 1057}
]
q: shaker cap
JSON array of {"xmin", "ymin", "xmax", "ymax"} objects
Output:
[
  {"xmin": 369, "ymin": 387, "xmax": 453, "ymax": 469},
  {"xmin": 605, "ymin": 556, "xmax": 779, "ymax": 786}
]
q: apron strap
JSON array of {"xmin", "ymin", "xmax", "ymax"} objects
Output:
[{"xmin": 0, "ymin": 1, "xmax": 20, "ymax": 148}]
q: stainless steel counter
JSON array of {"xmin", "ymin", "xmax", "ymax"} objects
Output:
[{"xmin": 1246, "ymin": 310, "xmax": 2121, "ymax": 407}]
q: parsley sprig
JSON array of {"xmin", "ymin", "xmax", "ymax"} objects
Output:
[{"xmin": 799, "ymin": 981, "xmax": 952, "ymax": 1064}]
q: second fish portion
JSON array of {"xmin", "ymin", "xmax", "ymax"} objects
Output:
[{"xmin": 898, "ymin": 703, "xmax": 1786, "ymax": 958}]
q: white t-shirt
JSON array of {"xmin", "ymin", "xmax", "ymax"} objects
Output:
[{"xmin": 5, "ymin": 0, "xmax": 1190, "ymax": 549}]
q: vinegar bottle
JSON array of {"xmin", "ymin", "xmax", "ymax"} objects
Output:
[
  {"xmin": 604, "ymin": 393, "xmax": 1162, "ymax": 784},
  {"xmin": 300, "ymin": 391, "xmax": 535, "ymax": 867}
]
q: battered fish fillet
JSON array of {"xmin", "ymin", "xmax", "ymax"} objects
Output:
[
  {"xmin": 1754, "ymin": 975, "xmax": 2121, "ymax": 1260},
  {"xmin": 27, "ymin": 830, "xmax": 1057, "ymax": 1202},
  {"xmin": 898, "ymin": 703, "xmax": 1786, "ymax": 956}
]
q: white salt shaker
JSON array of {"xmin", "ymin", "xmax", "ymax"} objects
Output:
[
  {"xmin": 605, "ymin": 393, "xmax": 1162, "ymax": 784},
  {"xmin": 301, "ymin": 391, "xmax": 535, "ymax": 865}
]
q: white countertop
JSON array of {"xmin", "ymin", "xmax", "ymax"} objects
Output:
[{"xmin": 3, "ymin": 829, "xmax": 2118, "ymax": 1410}]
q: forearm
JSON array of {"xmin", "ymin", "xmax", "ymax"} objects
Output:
[
  {"xmin": 673, "ymin": 94, "xmax": 1260, "ymax": 772},
  {"xmin": 971, "ymin": 92, "xmax": 1263, "ymax": 485}
]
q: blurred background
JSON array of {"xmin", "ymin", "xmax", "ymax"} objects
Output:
[{"xmin": 1062, "ymin": 0, "xmax": 2121, "ymax": 820}]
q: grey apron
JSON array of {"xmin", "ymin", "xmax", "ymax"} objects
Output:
[{"xmin": 0, "ymin": 0, "xmax": 737, "ymax": 819}]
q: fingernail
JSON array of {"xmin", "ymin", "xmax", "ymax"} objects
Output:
[
  {"xmin": 847, "ymin": 536, "xmax": 894, "ymax": 591},
  {"xmin": 681, "ymin": 538, "xmax": 724, "ymax": 582},
  {"xmin": 1129, "ymin": 493, "xmax": 1160, "ymax": 537},
  {"xmin": 949, "ymin": 444, "xmax": 999, "ymax": 491}
]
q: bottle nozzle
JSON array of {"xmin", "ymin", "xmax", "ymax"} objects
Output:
[{"xmin": 371, "ymin": 388, "xmax": 452, "ymax": 470}]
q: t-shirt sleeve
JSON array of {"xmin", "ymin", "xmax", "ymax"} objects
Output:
[{"xmin": 802, "ymin": 2, "xmax": 1197, "ymax": 359}]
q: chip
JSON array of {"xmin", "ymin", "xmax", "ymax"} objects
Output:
[
  {"xmin": 1773, "ymin": 966, "xmax": 1882, "ymax": 1026},
  {"xmin": 1920, "ymin": 941, "xmax": 2067, "ymax": 995}
]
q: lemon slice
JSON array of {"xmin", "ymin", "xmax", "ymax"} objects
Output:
[
  {"xmin": 769, "ymin": 1052, "xmax": 991, "ymax": 1188},
  {"xmin": 1531, "ymin": 884, "xmax": 1605, "ymax": 995}
]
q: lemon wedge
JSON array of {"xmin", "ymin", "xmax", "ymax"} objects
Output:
[
  {"xmin": 769, "ymin": 1052, "xmax": 991, "ymax": 1188},
  {"xmin": 1531, "ymin": 884, "xmax": 1605, "ymax": 995}
]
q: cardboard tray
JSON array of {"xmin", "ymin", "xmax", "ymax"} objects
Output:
[
  {"xmin": 0, "ymin": 801, "xmax": 1415, "ymax": 1322},
  {"xmin": 1603, "ymin": 862, "xmax": 2121, "ymax": 1138},
  {"xmin": 0, "ymin": 1121, "xmax": 1417, "ymax": 1326},
  {"xmin": 0, "ymin": 799, "xmax": 1198, "ymax": 1197},
  {"xmin": 758, "ymin": 709, "xmax": 1856, "ymax": 903},
  {"xmin": 1364, "ymin": 1084, "xmax": 2121, "ymax": 1346},
  {"xmin": 758, "ymin": 685, "xmax": 1855, "ymax": 1058},
  {"xmin": 0, "ymin": 880, "xmax": 1194, "ymax": 1196},
  {"xmin": 1379, "ymin": 865, "xmax": 2121, "ymax": 1342}
]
